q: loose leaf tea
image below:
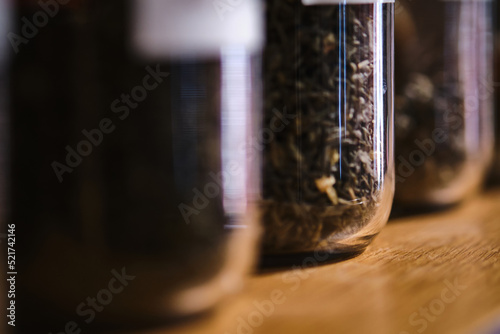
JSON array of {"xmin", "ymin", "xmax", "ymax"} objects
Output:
[
  {"xmin": 261, "ymin": 0, "xmax": 392, "ymax": 254},
  {"xmin": 394, "ymin": 1, "xmax": 493, "ymax": 204}
]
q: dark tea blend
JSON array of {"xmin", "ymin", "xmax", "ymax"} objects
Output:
[
  {"xmin": 394, "ymin": 0, "xmax": 494, "ymax": 206},
  {"xmin": 261, "ymin": 0, "xmax": 394, "ymax": 258}
]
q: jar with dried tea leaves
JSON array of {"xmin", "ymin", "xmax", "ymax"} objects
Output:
[
  {"xmin": 10, "ymin": 0, "xmax": 263, "ymax": 330},
  {"xmin": 261, "ymin": 0, "xmax": 395, "ymax": 262},
  {"xmin": 394, "ymin": 0, "xmax": 494, "ymax": 207}
]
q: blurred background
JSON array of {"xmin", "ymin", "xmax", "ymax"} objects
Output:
[{"xmin": 1, "ymin": 1, "xmax": 500, "ymax": 334}]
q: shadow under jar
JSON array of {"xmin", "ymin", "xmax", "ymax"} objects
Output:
[
  {"xmin": 394, "ymin": 0, "xmax": 494, "ymax": 207},
  {"xmin": 260, "ymin": 0, "xmax": 395, "ymax": 264},
  {"xmin": 9, "ymin": 0, "xmax": 262, "ymax": 331}
]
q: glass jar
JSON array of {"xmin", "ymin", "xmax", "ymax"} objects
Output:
[
  {"xmin": 394, "ymin": 0, "xmax": 494, "ymax": 207},
  {"xmin": 493, "ymin": 2, "xmax": 500, "ymax": 182},
  {"xmin": 260, "ymin": 0, "xmax": 395, "ymax": 263},
  {"xmin": 10, "ymin": 0, "xmax": 262, "ymax": 331}
]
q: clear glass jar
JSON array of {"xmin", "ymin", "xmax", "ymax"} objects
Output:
[
  {"xmin": 394, "ymin": 0, "xmax": 495, "ymax": 207},
  {"xmin": 260, "ymin": 0, "xmax": 395, "ymax": 263},
  {"xmin": 10, "ymin": 0, "xmax": 262, "ymax": 330}
]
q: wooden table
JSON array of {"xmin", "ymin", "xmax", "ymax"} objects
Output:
[{"xmin": 132, "ymin": 188, "xmax": 500, "ymax": 334}]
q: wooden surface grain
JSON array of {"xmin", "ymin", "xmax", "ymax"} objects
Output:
[{"xmin": 130, "ymin": 188, "xmax": 500, "ymax": 334}]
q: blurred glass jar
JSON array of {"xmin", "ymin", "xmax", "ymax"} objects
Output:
[
  {"xmin": 394, "ymin": 0, "xmax": 494, "ymax": 207},
  {"xmin": 260, "ymin": 0, "xmax": 395, "ymax": 263},
  {"xmin": 10, "ymin": 0, "xmax": 262, "ymax": 330},
  {"xmin": 493, "ymin": 2, "xmax": 500, "ymax": 182}
]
